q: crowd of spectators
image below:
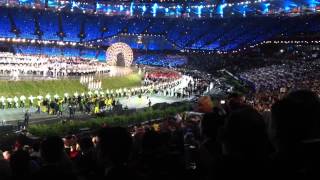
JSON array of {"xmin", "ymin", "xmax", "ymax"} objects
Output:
[
  {"xmin": 1, "ymin": 89, "xmax": 320, "ymax": 179},
  {"xmin": 236, "ymin": 59, "xmax": 320, "ymax": 112},
  {"xmin": 239, "ymin": 59, "xmax": 320, "ymax": 93},
  {"xmin": 186, "ymin": 52, "xmax": 320, "ymax": 113},
  {"xmin": 135, "ymin": 54, "xmax": 187, "ymax": 67},
  {"xmin": 186, "ymin": 54, "xmax": 289, "ymax": 75}
]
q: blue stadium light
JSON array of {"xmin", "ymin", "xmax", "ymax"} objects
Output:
[
  {"xmin": 47, "ymin": 0, "xmax": 57, "ymax": 7},
  {"xmin": 165, "ymin": 8, "xmax": 169, "ymax": 13},
  {"xmin": 308, "ymin": 0, "xmax": 320, "ymax": 10},
  {"xmin": 284, "ymin": 1, "xmax": 298, "ymax": 12},
  {"xmin": 130, "ymin": 2, "xmax": 134, "ymax": 16},
  {"xmin": 152, "ymin": 3, "xmax": 158, "ymax": 17},
  {"xmin": 263, "ymin": 3, "xmax": 270, "ymax": 14},
  {"xmin": 284, "ymin": 6, "xmax": 290, "ymax": 11},
  {"xmin": 96, "ymin": 3, "xmax": 101, "ymax": 9},
  {"xmin": 218, "ymin": 3, "xmax": 227, "ymax": 17},
  {"xmin": 176, "ymin": 5, "xmax": 182, "ymax": 16},
  {"xmin": 142, "ymin": 5, "xmax": 147, "ymax": 12},
  {"xmin": 197, "ymin": 5, "xmax": 203, "ymax": 18},
  {"xmin": 241, "ymin": 5, "xmax": 247, "ymax": 17},
  {"xmin": 120, "ymin": 5, "xmax": 124, "ymax": 11},
  {"xmin": 243, "ymin": 11, "xmax": 246, "ymax": 17},
  {"xmin": 141, "ymin": 5, "xmax": 147, "ymax": 15},
  {"xmin": 19, "ymin": 0, "xmax": 29, "ymax": 3},
  {"xmin": 71, "ymin": 1, "xmax": 78, "ymax": 11}
]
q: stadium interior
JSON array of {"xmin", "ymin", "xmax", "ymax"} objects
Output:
[{"xmin": 0, "ymin": 0, "xmax": 319, "ymax": 179}]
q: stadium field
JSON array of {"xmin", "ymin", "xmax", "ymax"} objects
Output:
[{"xmin": 0, "ymin": 73, "xmax": 142, "ymax": 97}]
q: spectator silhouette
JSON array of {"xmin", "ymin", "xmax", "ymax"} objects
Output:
[
  {"xmin": 198, "ymin": 110, "xmax": 225, "ymax": 179},
  {"xmin": 97, "ymin": 127, "xmax": 135, "ymax": 180},
  {"xmin": 10, "ymin": 150, "xmax": 33, "ymax": 180},
  {"xmin": 226, "ymin": 92, "xmax": 251, "ymax": 113},
  {"xmin": 32, "ymin": 136, "xmax": 77, "ymax": 180},
  {"xmin": 271, "ymin": 90, "xmax": 320, "ymax": 178},
  {"xmin": 218, "ymin": 107, "xmax": 272, "ymax": 179},
  {"xmin": 0, "ymin": 150, "xmax": 11, "ymax": 180},
  {"xmin": 30, "ymin": 142, "xmax": 41, "ymax": 161},
  {"xmin": 196, "ymin": 96, "xmax": 214, "ymax": 113},
  {"xmin": 74, "ymin": 136, "xmax": 98, "ymax": 180},
  {"xmin": 138, "ymin": 129, "xmax": 186, "ymax": 180}
]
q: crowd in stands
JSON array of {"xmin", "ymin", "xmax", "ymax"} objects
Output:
[
  {"xmin": 103, "ymin": 34, "xmax": 176, "ymax": 51},
  {"xmin": 135, "ymin": 54, "xmax": 187, "ymax": 67},
  {"xmin": 1, "ymin": 6, "xmax": 320, "ymax": 53},
  {"xmin": 237, "ymin": 59, "xmax": 320, "ymax": 112},
  {"xmin": 1, "ymin": 89, "xmax": 320, "ymax": 179},
  {"xmin": 186, "ymin": 54, "xmax": 288, "ymax": 75},
  {"xmin": 239, "ymin": 59, "xmax": 320, "ymax": 92},
  {"xmin": 186, "ymin": 50, "xmax": 320, "ymax": 113},
  {"xmin": 14, "ymin": 45, "xmax": 106, "ymax": 61}
]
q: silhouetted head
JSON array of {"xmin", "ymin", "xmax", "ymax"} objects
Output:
[
  {"xmin": 142, "ymin": 130, "xmax": 165, "ymax": 151},
  {"xmin": 197, "ymin": 96, "xmax": 213, "ymax": 113},
  {"xmin": 40, "ymin": 136, "xmax": 64, "ymax": 163},
  {"xmin": 227, "ymin": 92, "xmax": 248, "ymax": 112},
  {"xmin": 97, "ymin": 127, "xmax": 132, "ymax": 165},
  {"xmin": 78, "ymin": 136, "xmax": 94, "ymax": 152},
  {"xmin": 222, "ymin": 107, "xmax": 268, "ymax": 156},
  {"xmin": 31, "ymin": 141, "xmax": 40, "ymax": 152},
  {"xmin": 271, "ymin": 90, "xmax": 320, "ymax": 149},
  {"xmin": 10, "ymin": 150, "xmax": 30, "ymax": 177},
  {"xmin": 200, "ymin": 110, "xmax": 225, "ymax": 139}
]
